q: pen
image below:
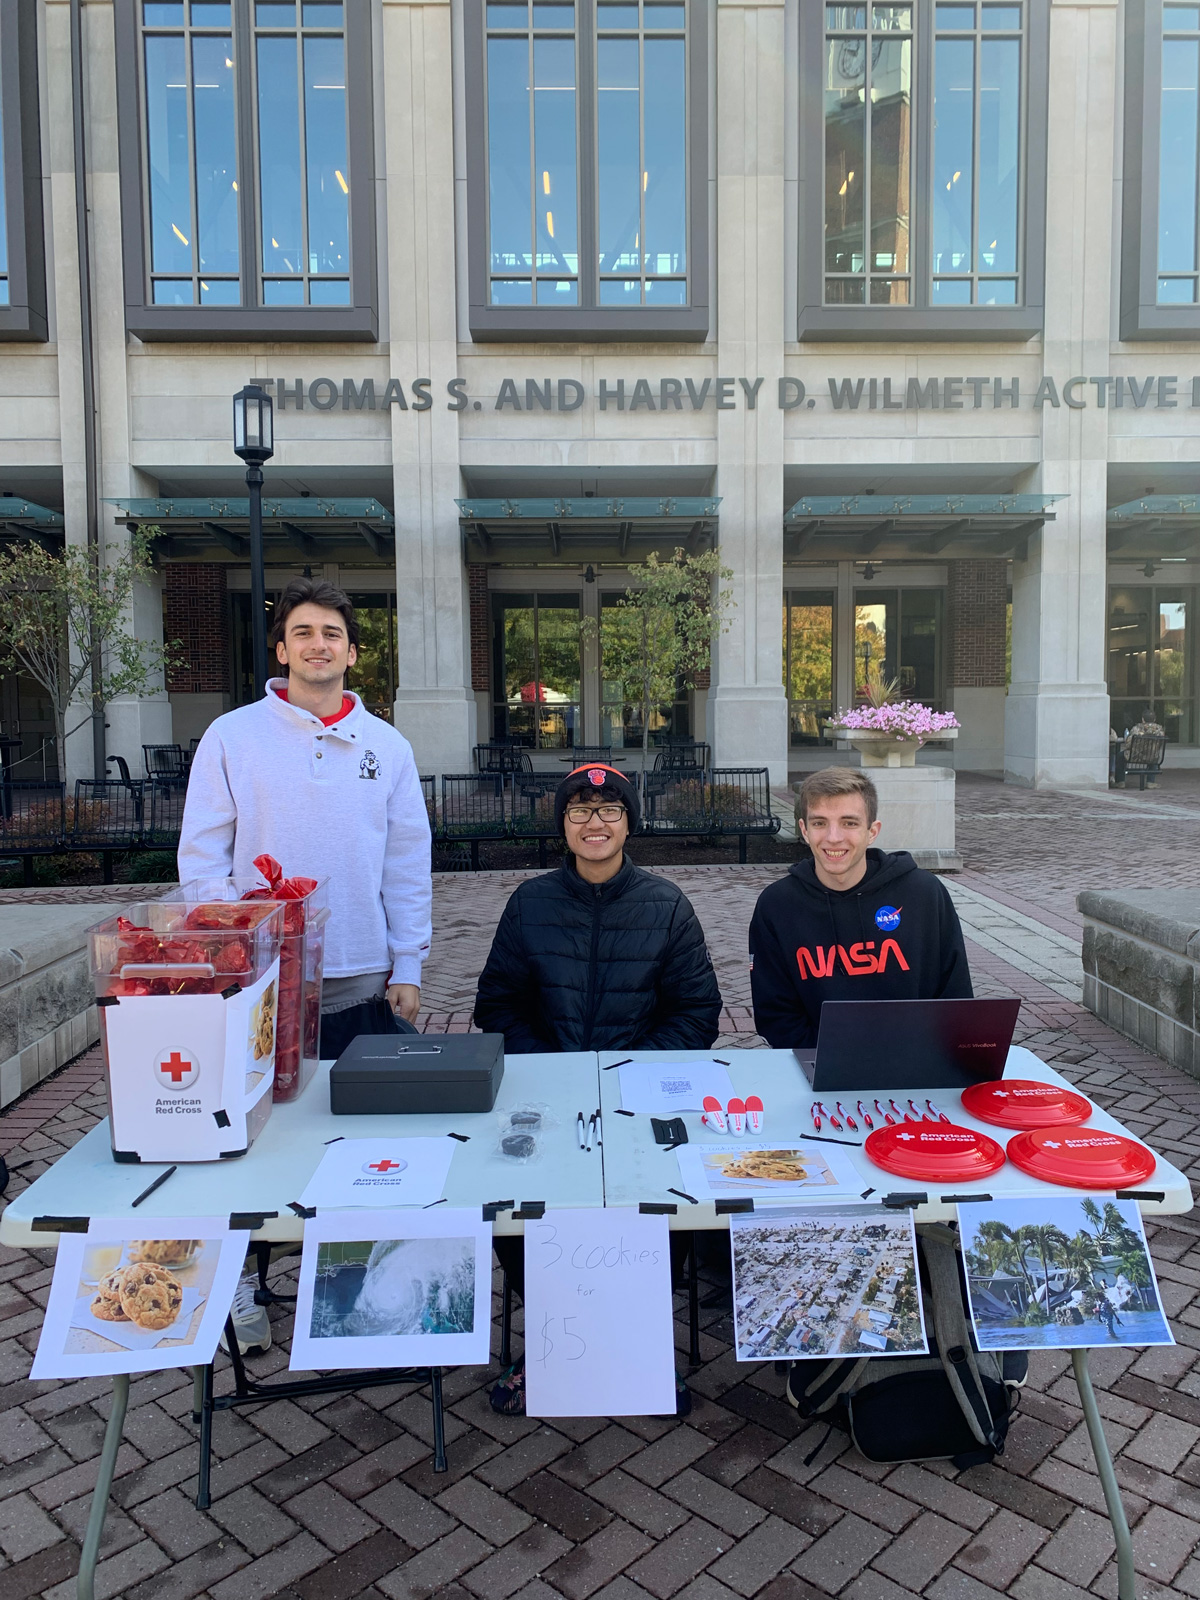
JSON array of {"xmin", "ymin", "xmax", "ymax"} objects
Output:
[
  {"xmin": 131, "ymin": 1165, "xmax": 177, "ymax": 1208},
  {"xmin": 876, "ymin": 1098, "xmax": 896, "ymax": 1126},
  {"xmin": 908, "ymin": 1098, "xmax": 924, "ymax": 1123},
  {"xmin": 586, "ymin": 1113, "xmax": 595, "ymax": 1152},
  {"xmin": 595, "ymin": 1109, "xmax": 603, "ymax": 1147},
  {"xmin": 837, "ymin": 1100, "xmax": 858, "ymax": 1131},
  {"xmin": 811, "ymin": 1101, "xmax": 823, "ymax": 1133},
  {"xmin": 576, "ymin": 1112, "xmax": 585, "ymax": 1151},
  {"xmin": 826, "ymin": 1102, "xmax": 843, "ymax": 1131},
  {"xmin": 890, "ymin": 1098, "xmax": 909, "ymax": 1124},
  {"xmin": 927, "ymin": 1099, "xmax": 950, "ymax": 1124},
  {"xmin": 857, "ymin": 1099, "xmax": 874, "ymax": 1129}
]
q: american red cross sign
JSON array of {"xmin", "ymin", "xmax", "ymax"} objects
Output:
[{"xmin": 367, "ymin": 1159, "xmax": 402, "ymax": 1173}]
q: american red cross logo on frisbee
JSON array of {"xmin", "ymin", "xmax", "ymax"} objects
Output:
[
  {"xmin": 154, "ymin": 1048, "xmax": 199, "ymax": 1090},
  {"xmin": 362, "ymin": 1158, "xmax": 407, "ymax": 1175}
]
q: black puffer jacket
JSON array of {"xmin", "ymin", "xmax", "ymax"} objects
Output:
[{"xmin": 473, "ymin": 856, "xmax": 722, "ymax": 1053}]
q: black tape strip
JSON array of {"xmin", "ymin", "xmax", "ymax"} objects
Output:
[
  {"xmin": 220, "ymin": 984, "xmax": 242, "ymax": 1000},
  {"xmin": 447, "ymin": 1133, "xmax": 470, "ymax": 1143},
  {"xmin": 945, "ymin": 1193, "xmax": 994, "ymax": 1204},
  {"xmin": 288, "ymin": 1202, "xmax": 317, "ymax": 1219},
  {"xmin": 604, "ymin": 1058, "xmax": 632, "ymax": 1070},
  {"xmin": 882, "ymin": 1191, "xmax": 928, "ymax": 1209},
  {"xmin": 482, "ymin": 1200, "xmax": 514, "ymax": 1221},
  {"xmin": 96, "ymin": 994, "xmax": 119, "ymax": 1008},
  {"xmin": 639, "ymin": 1202, "xmax": 677, "ymax": 1215},
  {"xmin": 213, "ymin": 1109, "xmax": 231, "ymax": 1128},
  {"xmin": 715, "ymin": 1198, "xmax": 754, "ymax": 1215},
  {"xmin": 32, "ymin": 1215, "xmax": 89, "ymax": 1233},
  {"xmin": 712, "ymin": 1058, "xmax": 730, "ymax": 1066},
  {"xmin": 228, "ymin": 1211, "xmax": 276, "ymax": 1230},
  {"xmin": 667, "ymin": 1187, "xmax": 699, "ymax": 1205},
  {"xmin": 614, "ymin": 1108, "xmax": 635, "ymax": 1117},
  {"xmin": 513, "ymin": 1201, "xmax": 546, "ymax": 1219},
  {"xmin": 1116, "ymin": 1189, "xmax": 1165, "ymax": 1202}
]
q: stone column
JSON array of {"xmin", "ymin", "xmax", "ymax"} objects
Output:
[
  {"xmin": 946, "ymin": 559, "xmax": 1008, "ymax": 772},
  {"xmin": 706, "ymin": 0, "xmax": 789, "ymax": 786},
  {"xmin": 384, "ymin": 0, "xmax": 475, "ymax": 776},
  {"xmin": 1003, "ymin": 0, "xmax": 1113, "ymax": 788}
]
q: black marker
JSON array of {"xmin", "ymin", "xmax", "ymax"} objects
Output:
[{"xmin": 131, "ymin": 1166, "xmax": 177, "ymax": 1209}]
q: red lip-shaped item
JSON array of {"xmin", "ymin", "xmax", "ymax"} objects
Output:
[
  {"xmin": 1006, "ymin": 1127, "xmax": 1157, "ymax": 1189},
  {"xmin": 865, "ymin": 1122, "xmax": 1006, "ymax": 1182},
  {"xmin": 961, "ymin": 1079, "xmax": 1093, "ymax": 1130}
]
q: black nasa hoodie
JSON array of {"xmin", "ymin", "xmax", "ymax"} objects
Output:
[{"xmin": 748, "ymin": 849, "xmax": 972, "ymax": 1049}]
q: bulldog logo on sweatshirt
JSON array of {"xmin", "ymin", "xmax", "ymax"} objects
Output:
[{"xmin": 359, "ymin": 750, "xmax": 381, "ymax": 780}]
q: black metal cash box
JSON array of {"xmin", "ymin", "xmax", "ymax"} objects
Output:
[{"xmin": 329, "ymin": 1033, "xmax": 505, "ymax": 1114}]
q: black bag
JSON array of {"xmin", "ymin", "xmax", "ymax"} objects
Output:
[{"xmin": 789, "ymin": 1224, "xmax": 1026, "ymax": 1469}]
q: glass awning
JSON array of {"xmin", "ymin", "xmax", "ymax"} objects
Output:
[
  {"xmin": 105, "ymin": 497, "xmax": 394, "ymax": 526},
  {"xmin": 456, "ymin": 496, "xmax": 720, "ymax": 519},
  {"xmin": 1109, "ymin": 496, "xmax": 1200, "ymax": 520},
  {"xmin": 0, "ymin": 499, "xmax": 66, "ymax": 529},
  {"xmin": 785, "ymin": 493, "xmax": 1064, "ymax": 519},
  {"xmin": 781, "ymin": 492, "xmax": 1064, "ymax": 560}
]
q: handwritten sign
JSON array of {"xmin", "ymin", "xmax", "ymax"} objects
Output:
[{"xmin": 522, "ymin": 1208, "xmax": 677, "ymax": 1418}]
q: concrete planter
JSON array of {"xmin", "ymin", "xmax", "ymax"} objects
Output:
[
  {"xmin": 1079, "ymin": 889, "xmax": 1200, "ymax": 1077},
  {"xmin": 830, "ymin": 726, "xmax": 960, "ymax": 768}
]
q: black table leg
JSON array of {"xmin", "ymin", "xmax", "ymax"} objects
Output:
[
  {"xmin": 196, "ymin": 1360, "xmax": 216, "ymax": 1510},
  {"xmin": 431, "ymin": 1368, "xmax": 448, "ymax": 1473},
  {"xmin": 688, "ymin": 1234, "xmax": 701, "ymax": 1368},
  {"xmin": 500, "ymin": 1270, "xmax": 513, "ymax": 1368}
]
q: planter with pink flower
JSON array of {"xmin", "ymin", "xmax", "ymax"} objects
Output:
[{"xmin": 829, "ymin": 701, "xmax": 961, "ymax": 768}]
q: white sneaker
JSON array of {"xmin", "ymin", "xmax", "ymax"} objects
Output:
[{"xmin": 220, "ymin": 1275, "xmax": 272, "ymax": 1356}]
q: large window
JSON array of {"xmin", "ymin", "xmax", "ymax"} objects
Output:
[
  {"xmin": 783, "ymin": 592, "xmax": 836, "ymax": 746},
  {"xmin": 492, "ymin": 594, "xmax": 583, "ymax": 748},
  {"xmin": 466, "ymin": 0, "xmax": 708, "ymax": 339},
  {"xmin": 116, "ymin": 0, "xmax": 376, "ymax": 340},
  {"xmin": 854, "ymin": 589, "xmax": 944, "ymax": 706},
  {"xmin": 1123, "ymin": 0, "xmax": 1200, "ymax": 334},
  {"xmin": 801, "ymin": 0, "xmax": 1046, "ymax": 337},
  {"xmin": 1108, "ymin": 586, "xmax": 1195, "ymax": 743},
  {"xmin": 0, "ymin": 1, "xmax": 46, "ymax": 341}
]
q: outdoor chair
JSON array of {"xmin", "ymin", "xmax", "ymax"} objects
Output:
[
  {"xmin": 1123, "ymin": 732, "xmax": 1166, "ymax": 791},
  {"xmin": 142, "ymin": 743, "xmax": 188, "ymax": 786},
  {"xmin": 566, "ymin": 745, "xmax": 613, "ymax": 765}
]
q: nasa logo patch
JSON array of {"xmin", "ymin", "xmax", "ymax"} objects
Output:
[{"xmin": 875, "ymin": 905, "xmax": 902, "ymax": 932}]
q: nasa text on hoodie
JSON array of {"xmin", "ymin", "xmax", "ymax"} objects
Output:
[
  {"xmin": 748, "ymin": 849, "xmax": 972, "ymax": 1049},
  {"xmin": 177, "ymin": 681, "xmax": 431, "ymax": 986}
]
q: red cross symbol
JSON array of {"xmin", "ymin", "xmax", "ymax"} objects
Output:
[
  {"xmin": 160, "ymin": 1052, "xmax": 191, "ymax": 1083},
  {"xmin": 367, "ymin": 1159, "xmax": 402, "ymax": 1173}
]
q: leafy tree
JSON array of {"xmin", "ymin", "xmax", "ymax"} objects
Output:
[
  {"xmin": 1015, "ymin": 1223, "xmax": 1070, "ymax": 1314},
  {"xmin": 588, "ymin": 548, "xmax": 734, "ymax": 761},
  {"xmin": 1080, "ymin": 1198, "xmax": 1105, "ymax": 1243},
  {"xmin": 0, "ymin": 529, "xmax": 176, "ymax": 779},
  {"xmin": 1060, "ymin": 1232, "xmax": 1101, "ymax": 1293}
]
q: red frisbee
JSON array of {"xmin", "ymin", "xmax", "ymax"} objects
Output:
[
  {"xmin": 864, "ymin": 1122, "xmax": 1006, "ymax": 1182},
  {"xmin": 961, "ymin": 1079, "xmax": 1093, "ymax": 1130},
  {"xmin": 1006, "ymin": 1127, "xmax": 1157, "ymax": 1189}
]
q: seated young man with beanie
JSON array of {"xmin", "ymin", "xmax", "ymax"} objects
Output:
[
  {"xmin": 749, "ymin": 767, "xmax": 971, "ymax": 1050},
  {"xmin": 474, "ymin": 762, "xmax": 721, "ymax": 1413}
]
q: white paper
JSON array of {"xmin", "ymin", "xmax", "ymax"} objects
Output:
[
  {"xmin": 31, "ymin": 1218, "xmax": 248, "ymax": 1379},
  {"xmin": 523, "ymin": 1208, "xmax": 677, "ymax": 1418},
  {"xmin": 675, "ymin": 1139, "xmax": 865, "ymax": 1201},
  {"xmin": 617, "ymin": 1059, "xmax": 734, "ymax": 1115},
  {"xmin": 298, "ymin": 1137, "xmax": 458, "ymax": 1210},
  {"xmin": 958, "ymin": 1196, "xmax": 1174, "ymax": 1352},
  {"xmin": 730, "ymin": 1205, "xmax": 927, "ymax": 1360},
  {"xmin": 290, "ymin": 1207, "xmax": 492, "ymax": 1370}
]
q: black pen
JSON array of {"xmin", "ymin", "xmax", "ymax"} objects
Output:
[
  {"xmin": 576, "ymin": 1111, "xmax": 585, "ymax": 1151},
  {"xmin": 131, "ymin": 1165, "xmax": 177, "ymax": 1208},
  {"xmin": 586, "ymin": 1113, "xmax": 595, "ymax": 1152}
]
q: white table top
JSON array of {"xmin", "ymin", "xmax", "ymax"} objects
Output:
[
  {"xmin": 597, "ymin": 1046, "xmax": 1195, "ymax": 1226},
  {"xmin": 0, "ymin": 1054, "xmax": 604, "ymax": 1249},
  {"xmin": 3, "ymin": 1046, "xmax": 1191, "ymax": 1250}
]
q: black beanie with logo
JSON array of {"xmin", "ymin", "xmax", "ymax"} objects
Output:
[{"xmin": 554, "ymin": 763, "xmax": 642, "ymax": 836}]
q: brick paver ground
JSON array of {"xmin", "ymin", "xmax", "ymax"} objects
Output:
[{"xmin": 3, "ymin": 777, "xmax": 1200, "ymax": 1600}]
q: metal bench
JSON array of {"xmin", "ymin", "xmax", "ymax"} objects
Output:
[
  {"xmin": 0, "ymin": 781, "xmax": 67, "ymax": 885},
  {"xmin": 439, "ymin": 773, "xmax": 510, "ymax": 869},
  {"xmin": 70, "ymin": 779, "xmax": 146, "ymax": 883},
  {"xmin": 709, "ymin": 767, "xmax": 781, "ymax": 861},
  {"xmin": 1123, "ymin": 732, "xmax": 1166, "ymax": 791}
]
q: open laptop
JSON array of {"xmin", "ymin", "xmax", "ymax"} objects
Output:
[{"xmin": 793, "ymin": 997, "xmax": 1021, "ymax": 1092}]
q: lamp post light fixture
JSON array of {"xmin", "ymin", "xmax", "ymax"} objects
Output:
[{"xmin": 232, "ymin": 384, "xmax": 275, "ymax": 698}]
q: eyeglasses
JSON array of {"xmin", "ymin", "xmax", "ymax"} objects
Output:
[{"xmin": 564, "ymin": 804, "xmax": 626, "ymax": 824}]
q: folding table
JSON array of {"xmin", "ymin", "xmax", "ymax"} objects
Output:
[{"xmin": 597, "ymin": 1044, "xmax": 1193, "ymax": 1600}]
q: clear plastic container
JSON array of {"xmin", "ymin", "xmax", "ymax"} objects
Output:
[
  {"xmin": 173, "ymin": 876, "xmax": 330, "ymax": 1102},
  {"xmin": 89, "ymin": 899, "xmax": 285, "ymax": 1162}
]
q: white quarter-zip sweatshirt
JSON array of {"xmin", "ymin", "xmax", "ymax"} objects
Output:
[{"xmin": 177, "ymin": 682, "xmax": 432, "ymax": 987}]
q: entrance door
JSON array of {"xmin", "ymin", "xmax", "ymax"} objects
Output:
[
  {"xmin": 1108, "ymin": 585, "xmax": 1194, "ymax": 741},
  {"xmin": 491, "ymin": 593, "xmax": 582, "ymax": 748},
  {"xmin": 346, "ymin": 593, "xmax": 399, "ymax": 723},
  {"xmin": 599, "ymin": 594, "xmax": 691, "ymax": 749},
  {"xmin": 854, "ymin": 589, "xmax": 944, "ymax": 707}
]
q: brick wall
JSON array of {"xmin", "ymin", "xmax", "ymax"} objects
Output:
[
  {"xmin": 946, "ymin": 559, "xmax": 1008, "ymax": 688},
  {"xmin": 163, "ymin": 564, "xmax": 229, "ymax": 694},
  {"xmin": 468, "ymin": 563, "xmax": 490, "ymax": 692}
]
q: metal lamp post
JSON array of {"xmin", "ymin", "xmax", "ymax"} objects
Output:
[{"xmin": 232, "ymin": 384, "xmax": 275, "ymax": 698}]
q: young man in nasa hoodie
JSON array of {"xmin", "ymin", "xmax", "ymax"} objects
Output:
[{"xmin": 749, "ymin": 767, "xmax": 971, "ymax": 1048}]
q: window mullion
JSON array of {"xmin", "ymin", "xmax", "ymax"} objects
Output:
[
  {"xmin": 527, "ymin": 31, "xmax": 537, "ymax": 292},
  {"xmin": 186, "ymin": 20, "xmax": 200, "ymax": 300},
  {"xmin": 972, "ymin": 24, "xmax": 980, "ymax": 300},
  {"xmin": 579, "ymin": 0, "xmax": 597, "ymax": 308},
  {"xmin": 914, "ymin": 0, "xmax": 932, "ymax": 309},
  {"xmin": 297, "ymin": 20, "xmax": 312, "ymax": 301},
  {"xmin": 235, "ymin": 0, "xmax": 257, "ymax": 307}
]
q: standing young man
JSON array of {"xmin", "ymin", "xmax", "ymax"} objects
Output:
[
  {"xmin": 179, "ymin": 578, "xmax": 432, "ymax": 1060},
  {"xmin": 749, "ymin": 768, "xmax": 971, "ymax": 1048}
]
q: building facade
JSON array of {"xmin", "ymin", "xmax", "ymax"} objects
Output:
[{"xmin": 1, "ymin": 0, "xmax": 1198, "ymax": 789}]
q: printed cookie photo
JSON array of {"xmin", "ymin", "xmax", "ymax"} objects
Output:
[{"xmin": 64, "ymin": 1236, "xmax": 223, "ymax": 1356}]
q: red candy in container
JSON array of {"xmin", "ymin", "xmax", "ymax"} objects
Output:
[
  {"xmin": 175, "ymin": 856, "xmax": 330, "ymax": 1103},
  {"xmin": 90, "ymin": 897, "xmax": 285, "ymax": 1163}
]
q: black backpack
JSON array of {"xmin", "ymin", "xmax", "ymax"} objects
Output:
[{"xmin": 787, "ymin": 1223, "xmax": 1027, "ymax": 1469}]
